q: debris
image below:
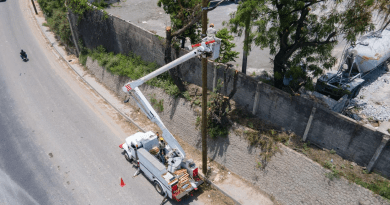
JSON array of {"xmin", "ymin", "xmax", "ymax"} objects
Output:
[
  {"xmin": 149, "ymin": 146, "xmax": 159, "ymax": 155},
  {"xmin": 351, "ymin": 114, "xmax": 361, "ymax": 121}
]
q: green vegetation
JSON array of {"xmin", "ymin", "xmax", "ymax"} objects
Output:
[
  {"xmin": 227, "ymin": 0, "xmax": 375, "ymax": 89},
  {"xmin": 215, "ymin": 28, "xmax": 239, "ymax": 64},
  {"xmin": 353, "ymin": 177, "xmax": 390, "ymax": 199},
  {"xmin": 157, "ymin": 0, "xmax": 202, "ymax": 44},
  {"xmin": 195, "ymin": 116, "xmax": 201, "ymax": 127},
  {"xmin": 206, "ymin": 80, "xmax": 232, "ymax": 138},
  {"xmin": 68, "ymin": 0, "xmax": 109, "ymax": 18},
  {"xmin": 38, "ymin": 0, "xmax": 73, "ymax": 46},
  {"xmin": 150, "ymin": 94, "xmax": 164, "ymax": 112},
  {"xmin": 225, "ymin": 0, "xmax": 260, "ymax": 74},
  {"xmin": 327, "ymin": 165, "xmax": 390, "ymax": 199},
  {"xmin": 325, "ymin": 167, "xmax": 341, "ymax": 181},
  {"xmin": 302, "ymin": 142, "xmax": 310, "ymax": 151},
  {"xmin": 80, "ymin": 45, "xmax": 180, "ymax": 96},
  {"xmin": 38, "ymin": 0, "xmax": 111, "ymax": 47}
]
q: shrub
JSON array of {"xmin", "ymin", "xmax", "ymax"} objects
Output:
[{"xmin": 80, "ymin": 46, "xmax": 181, "ymax": 96}]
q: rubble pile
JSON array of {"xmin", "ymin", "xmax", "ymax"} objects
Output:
[{"xmin": 350, "ymin": 64, "xmax": 390, "ymax": 121}]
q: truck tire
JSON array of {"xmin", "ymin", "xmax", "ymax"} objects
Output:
[
  {"xmin": 124, "ymin": 152, "xmax": 133, "ymax": 163},
  {"xmin": 154, "ymin": 181, "xmax": 164, "ymax": 196}
]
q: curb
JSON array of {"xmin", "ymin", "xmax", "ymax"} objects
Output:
[
  {"xmin": 28, "ymin": 2, "xmax": 241, "ymax": 204},
  {"xmin": 28, "ymin": 1, "xmax": 145, "ymax": 133},
  {"xmin": 199, "ymin": 173, "xmax": 241, "ymax": 205}
]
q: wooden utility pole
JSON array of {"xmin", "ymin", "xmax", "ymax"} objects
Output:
[{"xmin": 201, "ymin": 0, "xmax": 208, "ymax": 176}]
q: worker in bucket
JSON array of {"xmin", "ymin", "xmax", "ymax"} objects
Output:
[
  {"xmin": 207, "ymin": 23, "xmax": 216, "ymax": 37},
  {"xmin": 157, "ymin": 132, "xmax": 166, "ymax": 164}
]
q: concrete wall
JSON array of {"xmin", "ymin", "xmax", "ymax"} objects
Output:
[
  {"xmin": 68, "ymin": 8, "xmax": 390, "ymax": 179},
  {"xmin": 85, "ymin": 57, "xmax": 388, "ymax": 204}
]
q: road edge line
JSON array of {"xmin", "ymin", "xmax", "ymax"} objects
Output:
[
  {"xmin": 28, "ymin": 2, "xmax": 244, "ymax": 204},
  {"xmin": 27, "ymin": 1, "xmax": 145, "ymax": 133}
]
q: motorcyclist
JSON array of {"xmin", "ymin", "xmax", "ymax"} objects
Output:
[{"xmin": 20, "ymin": 50, "xmax": 27, "ymax": 59}]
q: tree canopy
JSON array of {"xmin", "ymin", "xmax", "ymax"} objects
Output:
[
  {"xmin": 232, "ymin": 0, "xmax": 375, "ymax": 89},
  {"xmin": 157, "ymin": 0, "xmax": 203, "ymax": 43},
  {"xmin": 225, "ymin": 0, "xmax": 261, "ymax": 73},
  {"xmin": 215, "ymin": 28, "xmax": 240, "ymax": 64}
]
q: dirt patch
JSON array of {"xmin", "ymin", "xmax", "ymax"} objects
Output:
[{"xmin": 195, "ymin": 182, "xmax": 235, "ymax": 205}]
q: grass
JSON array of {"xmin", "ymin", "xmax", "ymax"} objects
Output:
[
  {"xmin": 195, "ymin": 116, "xmax": 201, "ymax": 127},
  {"xmin": 80, "ymin": 45, "xmax": 180, "ymax": 96},
  {"xmin": 38, "ymin": 0, "xmax": 112, "ymax": 50},
  {"xmin": 37, "ymin": 0, "xmax": 73, "ymax": 47},
  {"xmin": 226, "ymin": 108, "xmax": 292, "ymax": 167},
  {"xmin": 325, "ymin": 167, "xmax": 341, "ymax": 180},
  {"xmin": 287, "ymin": 137, "xmax": 390, "ymax": 200},
  {"xmin": 150, "ymin": 94, "xmax": 164, "ymax": 112}
]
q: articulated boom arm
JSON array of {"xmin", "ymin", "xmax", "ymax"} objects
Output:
[
  {"xmin": 122, "ymin": 37, "xmax": 221, "ymax": 92},
  {"xmin": 122, "ymin": 36, "xmax": 221, "ymax": 159},
  {"xmin": 129, "ymin": 87, "xmax": 186, "ymax": 158}
]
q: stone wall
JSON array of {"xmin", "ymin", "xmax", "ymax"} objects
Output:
[
  {"xmin": 68, "ymin": 8, "xmax": 390, "ymax": 179},
  {"xmin": 85, "ymin": 57, "xmax": 388, "ymax": 204}
]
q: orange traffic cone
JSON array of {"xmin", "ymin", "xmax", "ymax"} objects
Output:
[{"xmin": 120, "ymin": 178, "xmax": 126, "ymax": 187}]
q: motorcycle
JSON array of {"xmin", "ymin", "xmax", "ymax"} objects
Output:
[{"xmin": 20, "ymin": 54, "xmax": 29, "ymax": 62}]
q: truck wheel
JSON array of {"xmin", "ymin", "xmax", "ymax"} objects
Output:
[
  {"xmin": 124, "ymin": 152, "xmax": 133, "ymax": 163},
  {"xmin": 154, "ymin": 181, "xmax": 164, "ymax": 196}
]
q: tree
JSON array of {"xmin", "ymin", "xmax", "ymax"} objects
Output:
[
  {"xmin": 157, "ymin": 0, "xmax": 226, "ymax": 92},
  {"xmin": 158, "ymin": 0, "xmax": 203, "ymax": 92},
  {"xmin": 245, "ymin": 0, "xmax": 374, "ymax": 89},
  {"xmin": 226, "ymin": 0, "xmax": 260, "ymax": 74},
  {"xmin": 215, "ymin": 28, "xmax": 240, "ymax": 64}
]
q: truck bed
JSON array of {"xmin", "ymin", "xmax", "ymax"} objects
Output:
[{"xmin": 138, "ymin": 148, "xmax": 166, "ymax": 172}]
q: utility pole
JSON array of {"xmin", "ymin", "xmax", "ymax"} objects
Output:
[{"xmin": 201, "ymin": 0, "xmax": 208, "ymax": 176}]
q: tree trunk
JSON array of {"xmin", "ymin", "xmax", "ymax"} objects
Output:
[
  {"xmin": 165, "ymin": 27, "xmax": 186, "ymax": 93},
  {"xmin": 181, "ymin": 37, "xmax": 186, "ymax": 48},
  {"xmin": 273, "ymin": 52, "xmax": 286, "ymax": 89},
  {"xmin": 242, "ymin": 49, "xmax": 248, "ymax": 74},
  {"xmin": 242, "ymin": 18, "xmax": 250, "ymax": 75}
]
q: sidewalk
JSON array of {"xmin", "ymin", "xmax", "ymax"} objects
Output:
[{"xmin": 28, "ymin": 1, "xmax": 274, "ymax": 204}]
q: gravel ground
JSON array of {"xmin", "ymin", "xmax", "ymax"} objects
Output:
[{"xmin": 350, "ymin": 63, "xmax": 390, "ymax": 121}]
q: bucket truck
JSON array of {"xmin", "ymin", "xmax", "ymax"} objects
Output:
[{"xmin": 118, "ymin": 36, "xmax": 221, "ymax": 202}]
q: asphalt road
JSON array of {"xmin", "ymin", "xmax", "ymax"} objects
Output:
[{"xmin": 0, "ymin": 0, "xmax": 203, "ymax": 204}]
